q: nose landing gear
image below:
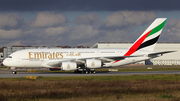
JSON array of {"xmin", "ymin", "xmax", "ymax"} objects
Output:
[
  {"xmin": 12, "ymin": 71, "xmax": 17, "ymax": 74},
  {"xmin": 11, "ymin": 67, "xmax": 17, "ymax": 74}
]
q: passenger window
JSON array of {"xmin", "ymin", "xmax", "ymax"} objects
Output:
[{"xmin": 8, "ymin": 56, "xmax": 12, "ymax": 58}]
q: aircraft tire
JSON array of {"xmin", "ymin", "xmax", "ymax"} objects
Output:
[
  {"xmin": 12, "ymin": 71, "xmax": 16, "ymax": 74},
  {"xmin": 74, "ymin": 71, "xmax": 77, "ymax": 73}
]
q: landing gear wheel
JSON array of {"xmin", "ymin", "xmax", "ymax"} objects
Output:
[
  {"xmin": 93, "ymin": 71, "xmax": 96, "ymax": 74},
  {"xmin": 12, "ymin": 71, "xmax": 17, "ymax": 74},
  {"xmin": 85, "ymin": 71, "xmax": 88, "ymax": 74}
]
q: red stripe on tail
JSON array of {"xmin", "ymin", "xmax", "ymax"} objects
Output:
[{"xmin": 113, "ymin": 30, "xmax": 152, "ymax": 63}]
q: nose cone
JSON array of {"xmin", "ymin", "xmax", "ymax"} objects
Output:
[{"xmin": 2, "ymin": 59, "xmax": 8, "ymax": 66}]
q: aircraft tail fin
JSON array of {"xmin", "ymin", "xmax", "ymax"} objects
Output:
[{"xmin": 124, "ymin": 18, "xmax": 167, "ymax": 56}]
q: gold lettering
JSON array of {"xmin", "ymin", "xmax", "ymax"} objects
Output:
[
  {"xmin": 45, "ymin": 53, "xmax": 48, "ymax": 59},
  {"xmin": 48, "ymin": 53, "xmax": 52, "ymax": 59},
  {"xmin": 67, "ymin": 64, "xmax": 70, "ymax": 69},
  {"xmin": 78, "ymin": 53, "xmax": 81, "ymax": 56},
  {"xmin": 66, "ymin": 52, "xmax": 81, "ymax": 57},
  {"xmin": 60, "ymin": 53, "xmax": 63, "ymax": 58},
  {"xmin": 34, "ymin": 53, "xmax": 42, "ymax": 59},
  {"xmin": 67, "ymin": 53, "xmax": 69, "ymax": 56},
  {"xmin": 56, "ymin": 53, "xmax": 59, "ymax": 59},
  {"xmin": 70, "ymin": 53, "xmax": 74, "ymax": 56},
  {"xmin": 28, "ymin": 52, "xmax": 64, "ymax": 59},
  {"xmin": 29, "ymin": 52, "xmax": 33, "ymax": 59},
  {"xmin": 91, "ymin": 62, "xmax": 95, "ymax": 67},
  {"xmin": 42, "ymin": 52, "xmax": 44, "ymax": 59},
  {"xmin": 53, "ymin": 52, "xmax": 55, "ymax": 58}
]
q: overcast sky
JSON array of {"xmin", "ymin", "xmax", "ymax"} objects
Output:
[{"xmin": 0, "ymin": 0, "xmax": 180, "ymax": 47}]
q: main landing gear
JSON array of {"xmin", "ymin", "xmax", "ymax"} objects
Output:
[{"xmin": 74, "ymin": 69, "xmax": 96, "ymax": 74}]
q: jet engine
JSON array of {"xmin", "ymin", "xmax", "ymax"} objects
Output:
[
  {"xmin": 86, "ymin": 59, "xmax": 103, "ymax": 68},
  {"xmin": 61, "ymin": 62, "xmax": 77, "ymax": 71}
]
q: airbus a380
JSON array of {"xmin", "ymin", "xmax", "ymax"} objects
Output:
[{"xmin": 3, "ymin": 18, "xmax": 174, "ymax": 74}]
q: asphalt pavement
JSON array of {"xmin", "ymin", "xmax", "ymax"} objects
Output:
[{"xmin": 0, "ymin": 68, "xmax": 180, "ymax": 78}]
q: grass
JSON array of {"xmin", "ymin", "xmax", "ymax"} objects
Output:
[
  {"xmin": 1, "ymin": 65, "xmax": 180, "ymax": 100},
  {"xmin": 0, "ymin": 66, "xmax": 8, "ymax": 68},
  {"xmin": 39, "ymin": 74, "xmax": 180, "ymax": 81},
  {"xmin": 1, "ymin": 74, "xmax": 180, "ymax": 100}
]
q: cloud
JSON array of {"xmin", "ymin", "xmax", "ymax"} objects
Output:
[
  {"xmin": 96, "ymin": 28, "xmax": 143, "ymax": 45},
  {"xmin": 1, "ymin": 40, "xmax": 22, "ymax": 47},
  {"xmin": 32, "ymin": 11, "xmax": 68, "ymax": 28},
  {"xmin": 73, "ymin": 13, "xmax": 100, "ymax": 25},
  {"xmin": 0, "ymin": 10, "xmax": 180, "ymax": 48},
  {"xmin": 0, "ymin": 29, "xmax": 22, "ymax": 39},
  {"xmin": 69, "ymin": 25, "xmax": 99, "ymax": 40},
  {"xmin": 17, "ymin": 26, "xmax": 71, "ymax": 46},
  {"xmin": 102, "ymin": 11, "xmax": 156, "ymax": 29},
  {"xmin": 70, "ymin": 11, "xmax": 157, "ymax": 46},
  {"xmin": 166, "ymin": 19, "xmax": 180, "ymax": 29},
  {"xmin": 158, "ymin": 19, "xmax": 180, "ymax": 42},
  {"xmin": 45, "ymin": 26, "xmax": 70, "ymax": 36},
  {"xmin": 0, "ymin": 13, "xmax": 23, "ymax": 29}
]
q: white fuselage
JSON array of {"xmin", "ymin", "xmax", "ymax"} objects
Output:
[{"xmin": 3, "ymin": 48, "xmax": 153, "ymax": 69}]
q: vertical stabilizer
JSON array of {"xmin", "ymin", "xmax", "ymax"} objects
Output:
[{"xmin": 124, "ymin": 18, "xmax": 167, "ymax": 56}]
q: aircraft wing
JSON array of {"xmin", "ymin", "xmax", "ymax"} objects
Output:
[
  {"xmin": 44, "ymin": 51, "xmax": 175, "ymax": 68},
  {"xmin": 97, "ymin": 55, "xmax": 141, "ymax": 62},
  {"xmin": 45, "ymin": 55, "xmax": 141, "ymax": 67}
]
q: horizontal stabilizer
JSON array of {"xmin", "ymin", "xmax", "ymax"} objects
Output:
[{"xmin": 148, "ymin": 51, "xmax": 176, "ymax": 57}]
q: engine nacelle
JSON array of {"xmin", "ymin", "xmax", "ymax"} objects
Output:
[
  {"xmin": 86, "ymin": 59, "xmax": 102, "ymax": 69},
  {"xmin": 61, "ymin": 62, "xmax": 77, "ymax": 71}
]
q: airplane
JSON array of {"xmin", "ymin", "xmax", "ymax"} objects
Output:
[{"xmin": 3, "ymin": 18, "xmax": 175, "ymax": 74}]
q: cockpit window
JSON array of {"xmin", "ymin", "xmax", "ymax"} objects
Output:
[{"xmin": 8, "ymin": 56, "xmax": 12, "ymax": 58}]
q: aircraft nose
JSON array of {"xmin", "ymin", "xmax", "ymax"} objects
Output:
[{"xmin": 2, "ymin": 59, "xmax": 8, "ymax": 66}]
